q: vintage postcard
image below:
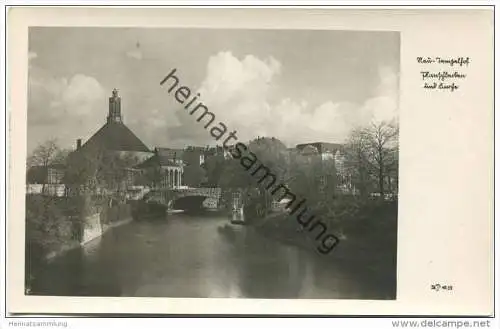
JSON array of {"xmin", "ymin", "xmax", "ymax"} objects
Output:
[{"xmin": 6, "ymin": 7, "xmax": 494, "ymax": 315}]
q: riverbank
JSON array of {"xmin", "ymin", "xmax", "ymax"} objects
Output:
[
  {"xmin": 25, "ymin": 194, "xmax": 136, "ymax": 293},
  {"xmin": 250, "ymin": 199, "xmax": 398, "ymax": 298},
  {"xmin": 44, "ymin": 215, "xmax": 133, "ymax": 261},
  {"xmin": 26, "ymin": 215, "xmax": 134, "ymax": 295}
]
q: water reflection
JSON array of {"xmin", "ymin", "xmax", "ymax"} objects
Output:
[{"xmin": 31, "ymin": 214, "xmax": 393, "ymax": 299}]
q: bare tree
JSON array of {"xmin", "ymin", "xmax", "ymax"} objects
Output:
[
  {"xmin": 345, "ymin": 128, "xmax": 372, "ymax": 199},
  {"xmin": 366, "ymin": 121, "xmax": 399, "ymax": 199},
  {"xmin": 27, "ymin": 139, "xmax": 69, "ymax": 194},
  {"xmin": 345, "ymin": 121, "xmax": 399, "ymax": 200},
  {"xmin": 28, "ymin": 139, "xmax": 59, "ymax": 168}
]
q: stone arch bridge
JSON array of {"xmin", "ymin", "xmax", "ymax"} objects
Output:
[{"xmin": 145, "ymin": 187, "xmax": 222, "ymax": 211}]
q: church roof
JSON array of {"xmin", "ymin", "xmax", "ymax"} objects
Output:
[{"xmin": 81, "ymin": 121, "xmax": 150, "ymax": 153}]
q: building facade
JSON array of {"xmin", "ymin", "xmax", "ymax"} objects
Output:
[
  {"xmin": 26, "ymin": 164, "xmax": 66, "ymax": 196},
  {"xmin": 136, "ymin": 147, "xmax": 184, "ymax": 190},
  {"xmin": 294, "ymin": 142, "xmax": 354, "ymax": 194}
]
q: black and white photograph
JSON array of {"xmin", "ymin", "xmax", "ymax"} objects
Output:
[
  {"xmin": 25, "ymin": 26, "xmax": 399, "ymax": 300},
  {"xmin": 2, "ymin": 4, "xmax": 495, "ymax": 321}
]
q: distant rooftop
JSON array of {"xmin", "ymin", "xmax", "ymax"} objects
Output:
[
  {"xmin": 136, "ymin": 153, "xmax": 179, "ymax": 169},
  {"xmin": 295, "ymin": 142, "xmax": 344, "ymax": 154},
  {"xmin": 155, "ymin": 147, "xmax": 184, "ymax": 159}
]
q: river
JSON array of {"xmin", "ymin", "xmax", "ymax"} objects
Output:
[{"xmin": 31, "ymin": 212, "xmax": 394, "ymax": 299}]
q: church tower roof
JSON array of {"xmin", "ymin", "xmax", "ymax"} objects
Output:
[
  {"xmin": 108, "ymin": 88, "xmax": 122, "ymax": 123},
  {"xmin": 78, "ymin": 89, "xmax": 150, "ymax": 153}
]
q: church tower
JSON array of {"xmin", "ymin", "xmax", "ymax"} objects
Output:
[{"xmin": 107, "ymin": 88, "xmax": 123, "ymax": 123}]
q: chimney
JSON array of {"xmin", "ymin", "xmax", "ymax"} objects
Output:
[{"xmin": 76, "ymin": 139, "xmax": 82, "ymax": 150}]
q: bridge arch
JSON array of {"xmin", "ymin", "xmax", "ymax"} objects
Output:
[
  {"xmin": 152, "ymin": 187, "xmax": 222, "ymax": 211},
  {"xmin": 170, "ymin": 195, "xmax": 208, "ymax": 211}
]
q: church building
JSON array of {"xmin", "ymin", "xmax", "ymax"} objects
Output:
[
  {"xmin": 28, "ymin": 89, "xmax": 212, "ymax": 198},
  {"xmin": 67, "ymin": 89, "xmax": 188, "ymax": 198},
  {"xmin": 74, "ymin": 88, "xmax": 152, "ymax": 162}
]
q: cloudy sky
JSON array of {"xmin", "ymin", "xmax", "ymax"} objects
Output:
[{"xmin": 27, "ymin": 27, "xmax": 399, "ymax": 153}]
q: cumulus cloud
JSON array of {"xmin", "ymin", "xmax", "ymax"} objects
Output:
[
  {"xmin": 193, "ymin": 52, "xmax": 282, "ymax": 143},
  {"xmin": 127, "ymin": 107, "xmax": 184, "ymax": 148},
  {"xmin": 28, "ymin": 68, "xmax": 106, "ymax": 150},
  {"xmin": 200, "ymin": 51, "xmax": 281, "ymax": 105},
  {"xmin": 29, "ymin": 72, "xmax": 105, "ymax": 119},
  {"xmin": 362, "ymin": 66, "xmax": 399, "ymax": 124},
  {"xmin": 187, "ymin": 52, "xmax": 399, "ymax": 147}
]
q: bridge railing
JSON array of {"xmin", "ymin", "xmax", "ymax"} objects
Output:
[{"xmin": 146, "ymin": 187, "xmax": 222, "ymax": 206}]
